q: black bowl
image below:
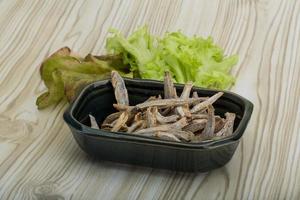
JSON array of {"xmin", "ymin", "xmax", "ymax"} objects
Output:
[{"xmin": 63, "ymin": 78, "xmax": 253, "ymax": 172}]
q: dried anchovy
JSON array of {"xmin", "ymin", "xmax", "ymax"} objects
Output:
[
  {"xmin": 101, "ymin": 120, "xmax": 117, "ymax": 129},
  {"xmin": 113, "ymin": 104, "xmax": 134, "ymax": 111},
  {"xmin": 191, "ymin": 97, "xmax": 209, "ymax": 106},
  {"xmin": 98, "ymin": 71, "xmax": 236, "ymax": 143},
  {"xmin": 111, "ymin": 71, "xmax": 129, "ymax": 105},
  {"xmin": 134, "ymin": 120, "xmax": 147, "ymax": 132},
  {"xmin": 202, "ymin": 105, "xmax": 215, "ymax": 137},
  {"xmin": 183, "ymin": 119, "xmax": 207, "ymax": 133},
  {"xmin": 154, "ymin": 107, "xmax": 179, "ymax": 124},
  {"xmin": 169, "ymin": 130, "xmax": 194, "ymax": 141},
  {"xmin": 175, "ymin": 107, "xmax": 185, "ymax": 117},
  {"xmin": 89, "ymin": 114, "xmax": 99, "ymax": 129},
  {"xmin": 180, "ymin": 84, "xmax": 193, "ymax": 118},
  {"xmin": 146, "ymin": 107, "xmax": 156, "ymax": 127},
  {"xmin": 173, "ymin": 88, "xmax": 178, "ymax": 98},
  {"xmin": 190, "ymin": 92, "xmax": 223, "ymax": 113},
  {"xmin": 136, "ymin": 98, "xmax": 199, "ymax": 110},
  {"xmin": 127, "ymin": 107, "xmax": 140, "ymax": 124},
  {"xmin": 214, "ymin": 116, "xmax": 225, "ymax": 133},
  {"xmin": 180, "ymin": 82, "xmax": 193, "ymax": 99},
  {"xmin": 134, "ymin": 112, "xmax": 142, "ymax": 122},
  {"xmin": 175, "ymin": 82, "xmax": 193, "ymax": 117},
  {"xmin": 164, "ymin": 71, "xmax": 176, "ymax": 99},
  {"xmin": 102, "ymin": 112, "xmax": 121, "ymax": 125},
  {"xmin": 192, "ymin": 91, "xmax": 198, "ymax": 98},
  {"xmin": 191, "ymin": 114, "xmax": 208, "ymax": 120},
  {"xmin": 119, "ymin": 124, "xmax": 128, "ymax": 132},
  {"xmin": 169, "ymin": 117, "xmax": 188, "ymax": 129},
  {"xmin": 145, "ymin": 96, "xmax": 157, "ymax": 102},
  {"xmin": 215, "ymin": 112, "xmax": 236, "ymax": 136},
  {"xmin": 127, "ymin": 120, "xmax": 144, "ymax": 133},
  {"xmin": 160, "ymin": 107, "xmax": 173, "ymax": 116},
  {"xmin": 155, "ymin": 132, "xmax": 181, "ymax": 142},
  {"xmin": 111, "ymin": 112, "xmax": 129, "ymax": 132},
  {"xmin": 134, "ymin": 117, "xmax": 188, "ymax": 134}
]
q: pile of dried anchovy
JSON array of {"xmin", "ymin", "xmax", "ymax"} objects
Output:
[{"xmin": 89, "ymin": 71, "xmax": 236, "ymax": 142}]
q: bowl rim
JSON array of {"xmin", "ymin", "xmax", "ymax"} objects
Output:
[{"xmin": 63, "ymin": 78, "xmax": 253, "ymax": 149}]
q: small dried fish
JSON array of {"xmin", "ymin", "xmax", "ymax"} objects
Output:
[
  {"xmin": 183, "ymin": 107, "xmax": 192, "ymax": 118},
  {"xmin": 174, "ymin": 88, "xmax": 178, "ymax": 98},
  {"xmin": 180, "ymin": 82, "xmax": 193, "ymax": 99},
  {"xmin": 192, "ymin": 91, "xmax": 198, "ymax": 98},
  {"xmin": 134, "ymin": 112, "xmax": 142, "ymax": 122},
  {"xmin": 175, "ymin": 82, "xmax": 193, "ymax": 117},
  {"xmin": 101, "ymin": 120, "xmax": 117, "ymax": 129},
  {"xmin": 191, "ymin": 97, "xmax": 209, "ymax": 106},
  {"xmin": 102, "ymin": 112, "xmax": 121, "ymax": 125},
  {"xmin": 145, "ymin": 96, "xmax": 157, "ymax": 102},
  {"xmin": 170, "ymin": 117, "xmax": 188, "ymax": 129},
  {"xmin": 216, "ymin": 112, "xmax": 236, "ymax": 136},
  {"xmin": 89, "ymin": 114, "xmax": 99, "ymax": 129},
  {"xmin": 113, "ymin": 104, "xmax": 134, "ymax": 111},
  {"xmin": 134, "ymin": 120, "xmax": 147, "ymax": 132},
  {"xmin": 146, "ymin": 107, "xmax": 156, "ymax": 127},
  {"xmin": 119, "ymin": 125, "xmax": 128, "ymax": 132},
  {"xmin": 191, "ymin": 134, "xmax": 213, "ymax": 143},
  {"xmin": 136, "ymin": 98, "xmax": 199, "ymax": 110},
  {"xmin": 202, "ymin": 105, "xmax": 215, "ymax": 137},
  {"xmin": 154, "ymin": 107, "xmax": 179, "ymax": 124},
  {"xmin": 191, "ymin": 114, "xmax": 208, "ymax": 120},
  {"xmin": 127, "ymin": 120, "xmax": 144, "ymax": 133},
  {"xmin": 190, "ymin": 92, "xmax": 209, "ymax": 106},
  {"xmin": 225, "ymin": 113, "xmax": 235, "ymax": 136},
  {"xmin": 160, "ymin": 107, "xmax": 172, "ymax": 116},
  {"xmin": 169, "ymin": 130, "xmax": 194, "ymax": 141},
  {"xmin": 133, "ymin": 125, "xmax": 169, "ymax": 135},
  {"xmin": 134, "ymin": 117, "xmax": 187, "ymax": 134},
  {"xmin": 164, "ymin": 71, "xmax": 176, "ymax": 99},
  {"xmin": 98, "ymin": 71, "xmax": 237, "ymax": 143},
  {"xmin": 127, "ymin": 107, "xmax": 139, "ymax": 124},
  {"xmin": 156, "ymin": 132, "xmax": 181, "ymax": 142},
  {"xmin": 175, "ymin": 107, "xmax": 185, "ymax": 117},
  {"xmin": 183, "ymin": 119, "xmax": 207, "ymax": 133},
  {"xmin": 111, "ymin": 112, "xmax": 129, "ymax": 132},
  {"xmin": 190, "ymin": 92, "xmax": 223, "ymax": 113},
  {"xmin": 214, "ymin": 116, "xmax": 225, "ymax": 133},
  {"xmin": 111, "ymin": 71, "xmax": 129, "ymax": 105}
]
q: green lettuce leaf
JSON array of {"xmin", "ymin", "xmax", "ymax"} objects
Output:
[
  {"xmin": 36, "ymin": 47, "xmax": 131, "ymax": 109},
  {"xmin": 106, "ymin": 27, "xmax": 238, "ymax": 89}
]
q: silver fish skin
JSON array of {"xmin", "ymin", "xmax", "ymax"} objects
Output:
[
  {"xmin": 190, "ymin": 92, "xmax": 223, "ymax": 113},
  {"xmin": 111, "ymin": 71, "xmax": 129, "ymax": 105}
]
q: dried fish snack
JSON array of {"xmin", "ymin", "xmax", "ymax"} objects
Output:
[{"xmin": 95, "ymin": 71, "xmax": 236, "ymax": 143}]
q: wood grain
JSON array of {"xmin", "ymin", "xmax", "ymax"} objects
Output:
[{"xmin": 0, "ymin": 0, "xmax": 299, "ymax": 199}]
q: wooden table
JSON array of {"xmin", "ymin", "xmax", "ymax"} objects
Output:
[{"xmin": 0, "ymin": 0, "xmax": 299, "ymax": 199}]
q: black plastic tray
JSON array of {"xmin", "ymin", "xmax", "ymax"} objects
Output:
[{"xmin": 63, "ymin": 78, "xmax": 253, "ymax": 172}]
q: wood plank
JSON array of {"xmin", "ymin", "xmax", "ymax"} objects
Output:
[{"xmin": 0, "ymin": 0, "xmax": 299, "ymax": 199}]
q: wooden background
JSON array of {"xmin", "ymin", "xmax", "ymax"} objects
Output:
[{"xmin": 0, "ymin": 0, "xmax": 299, "ymax": 199}]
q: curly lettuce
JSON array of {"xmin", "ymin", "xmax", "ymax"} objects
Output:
[
  {"xmin": 106, "ymin": 26, "xmax": 238, "ymax": 89},
  {"xmin": 37, "ymin": 27, "xmax": 238, "ymax": 109}
]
